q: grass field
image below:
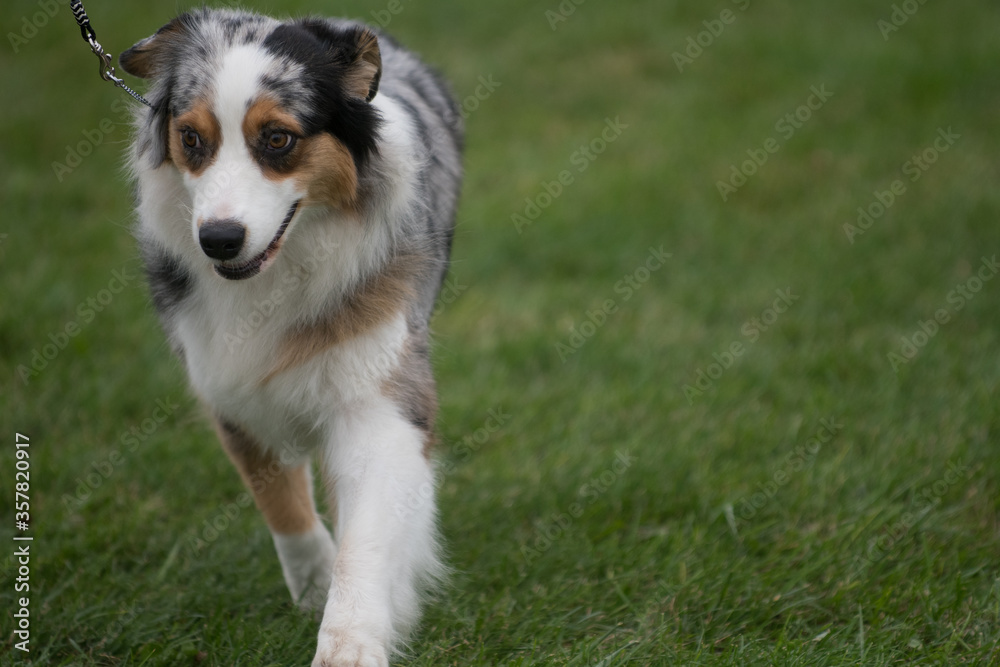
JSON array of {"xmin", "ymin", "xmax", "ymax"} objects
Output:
[{"xmin": 3, "ymin": 0, "xmax": 1000, "ymax": 664}]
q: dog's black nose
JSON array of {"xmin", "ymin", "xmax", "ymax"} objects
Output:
[{"xmin": 199, "ymin": 220, "xmax": 246, "ymax": 261}]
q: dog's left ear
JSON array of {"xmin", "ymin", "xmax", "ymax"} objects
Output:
[
  {"xmin": 344, "ymin": 28, "xmax": 382, "ymax": 103},
  {"xmin": 119, "ymin": 16, "xmax": 189, "ymax": 79},
  {"xmin": 297, "ymin": 21, "xmax": 382, "ymax": 102}
]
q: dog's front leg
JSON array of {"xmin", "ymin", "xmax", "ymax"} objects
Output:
[
  {"xmin": 313, "ymin": 398, "xmax": 440, "ymax": 667},
  {"xmin": 215, "ymin": 420, "xmax": 336, "ymax": 612}
]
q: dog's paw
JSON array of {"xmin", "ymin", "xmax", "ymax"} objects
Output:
[
  {"xmin": 273, "ymin": 526, "xmax": 337, "ymax": 613},
  {"xmin": 311, "ymin": 630, "xmax": 389, "ymax": 667},
  {"xmin": 292, "ymin": 555, "xmax": 334, "ymax": 614}
]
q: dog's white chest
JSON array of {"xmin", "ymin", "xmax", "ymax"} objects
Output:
[{"xmin": 173, "ymin": 288, "xmax": 409, "ymax": 453}]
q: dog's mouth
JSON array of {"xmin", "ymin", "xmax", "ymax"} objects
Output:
[{"xmin": 215, "ymin": 201, "xmax": 300, "ymax": 281}]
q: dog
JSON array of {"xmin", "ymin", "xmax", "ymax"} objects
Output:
[{"xmin": 119, "ymin": 7, "xmax": 462, "ymax": 665}]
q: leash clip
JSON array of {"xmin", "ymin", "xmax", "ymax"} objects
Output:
[
  {"xmin": 70, "ymin": 0, "xmax": 155, "ymax": 109},
  {"xmin": 87, "ymin": 35, "xmax": 119, "ymax": 84}
]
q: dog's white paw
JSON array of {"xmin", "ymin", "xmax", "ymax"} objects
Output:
[
  {"xmin": 272, "ymin": 526, "xmax": 337, "ymax": 613},
  {"xmin": 311, "ymin": 630, "xmax": 389, "ymax": 667},
  {"xmin": 293, "ymin": 561, "xmax": 334, "ymax": 614}
]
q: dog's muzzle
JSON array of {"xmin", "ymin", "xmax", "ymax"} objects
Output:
[{"xmin": 212, "ymin": 201, "xmax": 300, "ymax": 281}]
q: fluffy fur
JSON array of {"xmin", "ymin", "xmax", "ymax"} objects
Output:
[{"xmin": 120, "ymin": 8, "xmax": 462, "ymax": 665}]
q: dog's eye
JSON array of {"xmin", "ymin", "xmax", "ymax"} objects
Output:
[
  {"xmin": 182, "ymin": 130, "xmax": 202, "ymax": 150},
  {"xmin": 266, "ymin": 132, "xmax": 294, "ymax": 152}
]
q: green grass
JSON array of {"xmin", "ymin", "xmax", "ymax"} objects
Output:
[{"xmin": 3, "ymin": 0, "xmax": 1000, "ymax": 664}]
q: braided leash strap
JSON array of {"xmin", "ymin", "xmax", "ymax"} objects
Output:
[
  {"xmin": 69, "ymin": 0, "xmax": 95, "ymax": 40},
  {"xmin": 68, "ymin": 0, "xmax": 155, "ymax": 109}
]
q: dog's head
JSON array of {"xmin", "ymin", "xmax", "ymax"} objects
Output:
[{"xmin": 121, "ymin": 9, "xmax": 382, "ymax": 280}]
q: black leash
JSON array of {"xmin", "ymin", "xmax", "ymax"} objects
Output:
[{"xmin": 69, "ymin": 0, "xmax": 155, "ymax": 109}]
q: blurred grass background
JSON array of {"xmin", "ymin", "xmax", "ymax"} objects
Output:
[{"xmin": 2, "ymin": 0, "xmax": 1000, "ymax": 664}]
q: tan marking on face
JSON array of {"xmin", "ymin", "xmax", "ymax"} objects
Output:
[
  {"xmin": 294, "ymin": 133, "xmax": 360, "ymax": 210},
  {"xmin": 260, "ymin": 255, "xmax": 420, "ymax": 385},
  {"xmin": 242, "ymin": 96, "xmax": 304, "ymax": 146},
  {"xmin": 242, "ymin": 97, "xmax": 359, "ymax": 210},
  {"xmin": 168, "ymin": 99, "xmax": 221, "ymax": 175},
  {"xmin": 215, "ymin": 419, "xmax": 317, "ymax": 535}
]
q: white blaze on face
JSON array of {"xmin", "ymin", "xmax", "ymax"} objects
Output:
[{"xmin": 186, "ymin": 44, "xmax": 304, "ymax": 261}]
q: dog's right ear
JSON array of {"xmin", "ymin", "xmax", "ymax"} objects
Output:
[
  {"xmin": 119, "ymin": 17, "xmax": 188, "ymax": 79},
  {"xmin": 121, "ymin": 17, "xmax": 191, "ymax": 166}
]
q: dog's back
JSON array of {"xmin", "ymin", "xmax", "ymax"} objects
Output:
[
  {"xmin": 122, "ymin": 8, "xmax": 462, "ymax": 664},
  {"xmin": 375, "ymin": 26, "xmax": 464, "ymax": 312}
]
